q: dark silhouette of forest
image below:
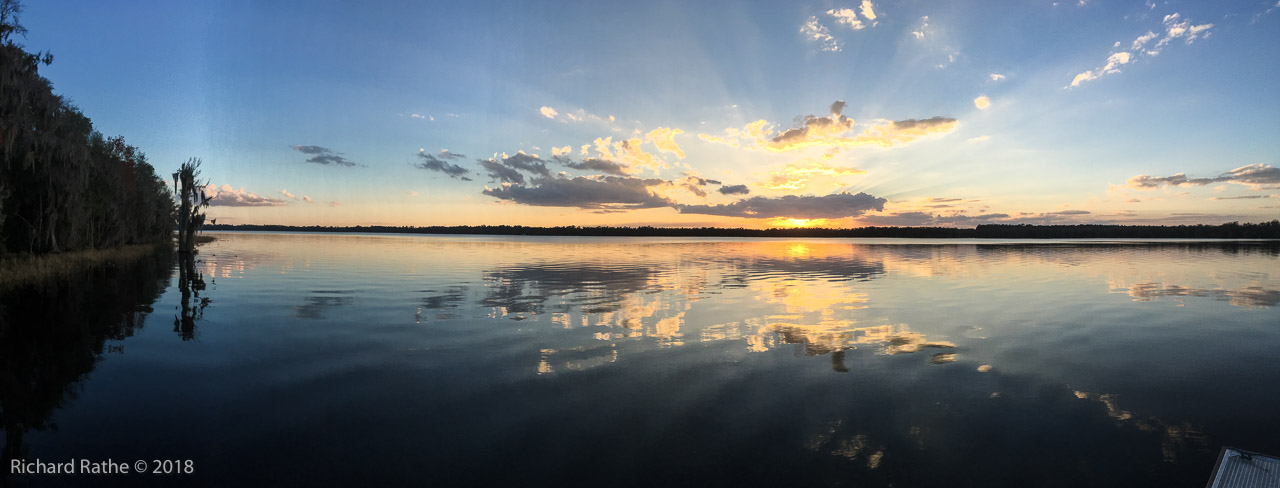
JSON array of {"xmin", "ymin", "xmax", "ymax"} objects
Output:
[
  {"xmin": 203, "ymin": 220, "xmax": 1280, "ymax": 239},
  {"xmin": 0, "ymin": 0, "xmax": 174, "ymax": 256}
]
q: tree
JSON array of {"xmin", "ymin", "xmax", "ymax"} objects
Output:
[{"xmin": 173, "ymin": 158, "xmax": 209, "ymax": 254}]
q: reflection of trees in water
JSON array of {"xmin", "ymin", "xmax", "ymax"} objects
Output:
[
  {"xmin": 174, "ymin": 252, "xmax": 211, "ymax": 339},
  {"xmin": 0, "ymin": 247, "xmax": 173, "ymax": 469}
]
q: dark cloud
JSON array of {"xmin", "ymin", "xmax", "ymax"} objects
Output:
[
  {"xmin": 676, "ymin": 192, "xmax": 886, "ymax": 219},
  {"xmin": 858, "ymin": 212, "xmax": 1012, "ymax": 227},
  {"xmin": 1048, "ymin": 210, "xmax": 1091, "ymax": 215},
  {"xmin": 291, "ymin": 145, "xmax": 361, "ymax": 167},
  {"xmin": 562, "ymin": 157, "xmax": 629, "ymax": 176},
  {"xmin": 482, "ymin": 176, "xmax": 673, "ymax": 209},
  {"xmin": 1211, "ymin": 195, "xmax": 1267, "ymax": 200},
  {"xmin": 1127, "ymin": 164, "xmax": 1280, "ymax": 190},
  {"xmin": 890, "ymin": 116, "xmax": 956, "ymax": 131},
  {"xmin": 718, "ymin": 184, "xmax": 750, "ymax": 195},
  {"xmin": 480, "ymin": 160, "xmax": 526, "ymax": 184},
  {"xmin": 481, "ymin": 152, "xmax": 552, "ymax": 184},
  {"xmin": 414, "ymin": 150, "xmax": 471, "ymax": 180},
  {"xmin": 678, "ymin": 175, "xmax": 721, "ymax": 198}
]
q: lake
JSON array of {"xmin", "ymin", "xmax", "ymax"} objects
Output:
[{"xmin": 2, "ymin": 232, "xmax": 1279, "ymax": 486}]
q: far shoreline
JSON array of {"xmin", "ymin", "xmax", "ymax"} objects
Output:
[{"xmin": 201, "ymin": 221, "xmax": 1280, "ymax": 240}]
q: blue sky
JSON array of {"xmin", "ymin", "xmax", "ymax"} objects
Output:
[{"xmin": 23, "ymin": 0, "xmax": 1280, "ymax": 227}]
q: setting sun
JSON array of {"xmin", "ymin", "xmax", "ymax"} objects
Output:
[{"xmin": 773, "ymin": 218, "xmax": 829, "ymax": 228}]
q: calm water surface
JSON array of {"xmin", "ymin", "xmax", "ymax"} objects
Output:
[{"xmin": 3, "ymin": 232, "xmax": 1279, "ymax": 486}]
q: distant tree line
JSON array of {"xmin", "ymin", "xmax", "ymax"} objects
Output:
[
  {"xmin": 0, "ymin": 0, "xmax": 174, "ymax": 256},
  {"xmin": 202, "ymin": 220, "xmax": 1280, "ymax": 239}
]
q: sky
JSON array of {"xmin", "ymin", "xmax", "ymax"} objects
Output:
[{"xmin": 22, "ymin": 0, "xmax": 1280, "ymax": 228}]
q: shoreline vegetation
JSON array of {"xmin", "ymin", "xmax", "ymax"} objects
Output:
[
  {"xmin": 0, "ymin": 235, "xmax": 215, "ymax": 291},
  {"xmin": 203, "ymin": 221, "xmax": 1280, "ymax": 239},
  {"xmin": 2, "ymin": 0, "xmax": 208, "ymax": 290}
]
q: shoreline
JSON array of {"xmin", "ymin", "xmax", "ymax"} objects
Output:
[
  {"xmin": 200, "ymin": 222, "xmax": 1280, "ymax": 240},
  {"xmin": 0, "ymin": 236, "xmax": 216, "ymax": 291}
]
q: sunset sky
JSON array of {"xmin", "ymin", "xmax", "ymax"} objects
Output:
[{"xmin": 24, "ymin": 0, "xmax": 1280, "ymax": 228}]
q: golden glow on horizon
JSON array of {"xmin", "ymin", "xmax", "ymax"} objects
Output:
[{"xmin": 773, "ymin": 218, "xmax": 829, "ymax": 228}]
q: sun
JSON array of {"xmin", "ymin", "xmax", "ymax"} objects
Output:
[{"xmin": 772, "ymin": 218, "xmax": 829, "ymax": 228}]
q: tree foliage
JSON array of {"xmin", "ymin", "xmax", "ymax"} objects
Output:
[{"xmin": 0, "ymin": 0, "xmax": 174, "ymax": 255}]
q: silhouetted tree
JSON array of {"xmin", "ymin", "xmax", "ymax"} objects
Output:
[{"xmin": 172, "ymin": 158, "xmax": 210, "ymax": 254}]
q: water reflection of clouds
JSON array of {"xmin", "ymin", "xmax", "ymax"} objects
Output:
[
  {"xmin": 294, "ymin": 291, "xmax": 355, "ymax": 319},
  {"xmin": 470, "ymin": 245, "xmax": 964, "ymax": 374},
  {"xmin": 1115, "ymin": 282, "xmax": 1280, "ymax": 308}
]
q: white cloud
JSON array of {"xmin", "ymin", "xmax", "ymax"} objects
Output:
[
  {"xmin": 1131, "ymin": 31, "xmax": 1158, "ymax": 50},
  {"xmin": 303, "ymin": 196, "xmax": 314, "ymax": 203},
  {"xmin": 974, "ymin": 95, "xmax": 991, "ymax": 110},
  {"xmin": 206, "ymin": 185, "xmax": 289, "ymax": 207},
  {"xmin": 827, "ymin": 8, "xmax": 864, "ymax": 30},
  {"xmin": 860, "ymin": 0, "xmax": 877, "ymax": 23},
  {"xmin": 801, "ymin": 16, "xmax": 840, "ymax": 51},
  {"xmin": 645, "ymin": 127, "xmax": 686, "ymax": 158},
  {"xmin": 552, "ymin": 145, "xmax": 572, "ymax": 157},
  {"xmin": 279, "ymin": 189, "xmax": 297, "ymax": 200},
  {"xmin": 911, "ymin": 16, "xmax": 929, "ymax": 39},
  {"xmin": 1071, "ymin": 13, "xmax": 1212, "ymax": 88},
  {"xmin": 539, "ymin": 106, "xmax": 558, "ymax": 119},
  {"xmin": 989, "ymin": 73, "xmax": 1006, "ymax": 81}
]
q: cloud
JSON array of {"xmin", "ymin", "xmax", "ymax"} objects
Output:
[
  {"xmin": 852, "ymin": 116, "xmax": 959, "ymax": 146},
  {"xmin": 480, "ymin": 151, "xmax": 552, "ymax": 185},
  {"xmin": 329, "ymin": 201, "xmax": 341, "ymax": 207},
  {"xmin": 967, "ymin": 135, "xmax": 990, "ymax": 143},
  {"xmin": 1211, "ymin": 195, "xmax": 1267, "ymax": 200},
  {"xmin": 719, "ymin": 184, "xmax": 751, "ymax": 195},
  {"xmin": 858, "ymin": 211, "xmax": 1011, "ymax": 226},
  {"xmin": 765, "ymin": 100, "xmax": 856, "ymax": 151},
  {"xmin": 581, "ymin": 136, "xmax": 668, "ymax": 173},
  {"xmin": 989, "ymin": 73, "xmax": 1006, "ymax": 81},
  {"xmin": 552, "ymin": 145, "xmax": 572, "ymax": 157},
  {"xmin": 1126, "ymin": 164, "xmax": 1280, "ymax": 190},
  {"xmin": 801, "ymin": 16, "xmax": 840, "ymax": 52},
  {"xmin": 562, "ymin": 158, "xmax": 631, "ymax": 176},
  {"xmin": 279, "ymin": 189, "xmax": 297, "ymax": 200},
  {"xmin": 414, "ymin": 149, "xmax": 472, "ymax": 180},
  {"xmin": 645, "ymin": 127, "xmax": 686, "ymax": 158},
  {"xmin": 1069, "ymin": 13, "xmax": 1212, "ymax": 88},
  {"xmin": 974, "ymin": 95, "xmax": 991, "ymax": 110},
  {"xmin": 406, "ymin": 191, "xmax": 420, "ymax": 197},
  {"xmin": 291, "ymin": 145, "xmax": 361, "ymax": 167},
  {"xmin": 409, "ymin": 113, "xmax": 433, "ymax": 121},
  {"xmin": 700, "ymin": 103, "xmax": 957, "ymax": 151},
  {"xmin": 861, "ymin": 0, "xmax": 877, "ymax": 23},
  {"xmin": 482, "ymin": 175, "xmax": 674, "ymax": 210},
  {"xmin": 827, "ymin": 8, "xmax": 864, "ymax": 30},
  {"xmin": 911, "ymin": 16, "xmax": 930, "ymax": 40},
  {"xmin": 303, "ymin": 196, "xmax": 314, "ymax": 203},
  {"xmin": 677, "ymin": 192, "xmax": 886, "ymax": 220},
  {"xmin": 540, "ymin": 106, "xmax": 558, "ymax": 119},
  {"xmin": 207, "ymin": 184, "xmax": 290, "ymax": 207},
  {"xmin": 761, "ymin": 162, "xmax": 866, "ymax": 191}
]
